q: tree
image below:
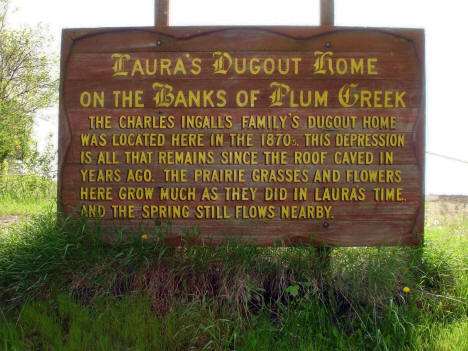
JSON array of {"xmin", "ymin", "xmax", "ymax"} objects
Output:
[{"xmin": 0, "ymin": 0, "xmax": 57, "ymax": 165}]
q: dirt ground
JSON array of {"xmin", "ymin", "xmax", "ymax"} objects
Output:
[
  {"xmin": 0, "ymin": 215, "xmax": 24, "ymax": 226},
  {"xmin": 425, "ymin": 195, "xmax": 468, "ymax": 221}
]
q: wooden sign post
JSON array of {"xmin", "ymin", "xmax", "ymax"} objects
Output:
[
  {"xmin": 58, "ymin": 25, "xmax": 425, "ymax": 246},
  {"xmin": 320, "ymin": 0, "xmax": 334, "ymax": 26},
  {"xmin": 154, "ymin": 0, "xmax": 169, "ymax": 26}
]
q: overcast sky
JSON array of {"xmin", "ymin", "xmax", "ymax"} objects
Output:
[{"xmin": 6, "ymin": 0, "xmax": 468, "ymax": 195}]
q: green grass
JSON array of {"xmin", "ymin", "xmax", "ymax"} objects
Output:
[
  {"xmin": 1, "ymin": 294, "xmax": 239, "ymax": 351},
  {"xmin": 0, "ymin": 206, "xmax": 466, "ymax": 350},
  {"xmin": 0, "ymin": 198, "xmax": 55, "ymax": 216},
  {"xmin": 0, "ymin": 175, "xmax": 56, "ymax": 216}
]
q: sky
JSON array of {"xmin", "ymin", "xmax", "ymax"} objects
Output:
[{"xmin": 6, "ymin": 0, "xmax": 468, "ymax": 195}]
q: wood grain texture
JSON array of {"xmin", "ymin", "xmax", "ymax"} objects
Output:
[
  {"xmin": 59, "ymin": 26, "xmax": 425, "ymax": 246},
  {"xmin": 65, "ymin": 52, "xmax": 420, "ymax": 81},
  {"xmin": 63, "ymin": 79, "xmax": 422, "ymax": 109}
]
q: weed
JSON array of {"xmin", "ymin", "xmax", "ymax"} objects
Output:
[{"xmin": 0, "ymin": 208, "xmax": 466, "ymax": 350}]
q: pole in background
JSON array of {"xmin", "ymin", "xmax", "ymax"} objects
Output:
[
  {"xmin": 320, "ymin": 0, "xmax": 334, "ymax": 25},
  {"xmin": 155, "ymin": 0, "xmax": 169, "ymax": 26}
]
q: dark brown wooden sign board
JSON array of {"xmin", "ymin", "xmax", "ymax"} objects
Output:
[{"xmin": 59, "ymin": 26, "xmax": 425, "ymax": 246}]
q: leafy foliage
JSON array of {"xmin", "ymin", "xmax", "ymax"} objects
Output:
[{"xmin": 0, "ymin": 0, "xmax": 57, "ymax": 163}]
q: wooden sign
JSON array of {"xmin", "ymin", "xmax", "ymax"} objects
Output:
[{"xmin": 59, "ymin": 27, "xmax": 425, "ymax": 246}]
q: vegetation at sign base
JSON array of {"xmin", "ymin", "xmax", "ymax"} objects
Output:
[{"xmin": 0, "ymin": 211, "xmax": 466, "ymax": 351}]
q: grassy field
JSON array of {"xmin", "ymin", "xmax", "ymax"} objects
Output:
[
  {"xmin": 0, "ymin": 195, "xmax": 466, "ymax": 350},
  {"xmin": 0, "ymin": 199, "xmax": 55, "ymax": 217},
  {"xmin": 0, "ymin": 175, "xmax": 56, "ymax": 217}
]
